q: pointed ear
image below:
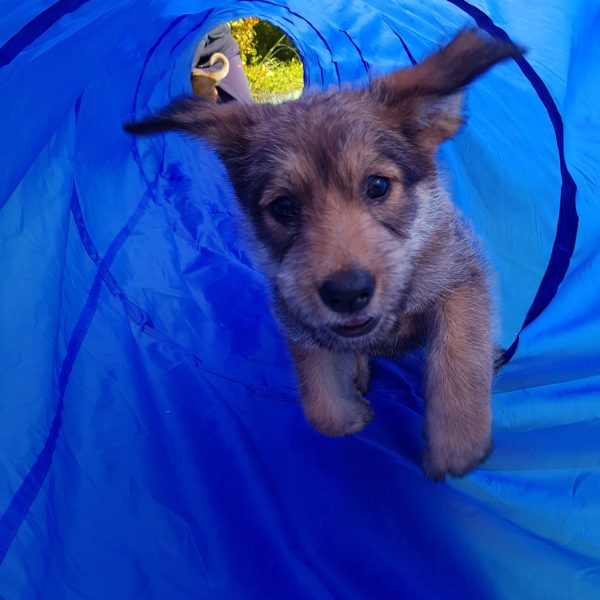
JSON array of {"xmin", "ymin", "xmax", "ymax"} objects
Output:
[
  {"xmin": 370, "ymin": 29, "xmax": 523, "ymax": 151},
  {"xmin": 123, "ymin": 96, "xmax": 259, "ymax": 165}
]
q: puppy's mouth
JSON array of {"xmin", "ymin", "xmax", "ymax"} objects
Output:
[{"xmin": 332, "ymin": 316, "xmax": 379, "ymax": 338}]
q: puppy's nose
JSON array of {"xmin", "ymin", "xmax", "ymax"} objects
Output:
[{"xmin": 319, "ymin": 269, "xmax": 375, "ymax": 313}]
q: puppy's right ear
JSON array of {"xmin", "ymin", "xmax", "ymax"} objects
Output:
[
  {"xmin": 123, "ymin": 96, "xmax": 259, "ymax": 165},
  {"xmin": 370, "ymin": 30, "xmax": 522, "ymax": 152}
]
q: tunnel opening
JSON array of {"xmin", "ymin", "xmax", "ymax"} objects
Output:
[{"xmin": 190, "ymin": 17, "xmax": 304, "ymax": 104}]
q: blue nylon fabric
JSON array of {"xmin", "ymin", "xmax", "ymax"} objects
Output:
[{"xmin": 1, "ymin": 1, "xmax": 599, "ymax": 598}]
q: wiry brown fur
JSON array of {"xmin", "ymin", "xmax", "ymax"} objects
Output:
[{"xmin": 124, "ymin": 30, "xmax": 522, "ymax": 480}]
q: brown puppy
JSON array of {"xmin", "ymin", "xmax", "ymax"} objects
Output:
[
  {"xmin": 125, "ymin": 30, "xmax": 521, "ymax": 480},
  {"xmin": 191, "ymin": 52, "xmax": 230, "ymax": 101}
]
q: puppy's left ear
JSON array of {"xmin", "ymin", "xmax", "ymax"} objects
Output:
[
  {"xmin": 370, "ymin": 29, "xmax": 523, "ymax": 152},
  {"xmin": 123, "ymin": 96, "xmax": 262, "ymax": 168}
]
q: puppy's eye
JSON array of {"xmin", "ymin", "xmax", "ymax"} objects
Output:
[
  {"xmin": 268, "ymin": 196, "xmax": 299, "ymax": 226},
  {"xmin": 365, "ymin": 175, "xmax": 390, "ymax": 202}
]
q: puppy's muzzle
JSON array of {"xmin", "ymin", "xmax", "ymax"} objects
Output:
[{"xmin": 319, "ymin": 268, "xmax": 375, "ymax": 314}]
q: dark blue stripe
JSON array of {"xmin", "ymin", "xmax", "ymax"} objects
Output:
[
  {"xmin": 71, "ymin": 184, "xmax": 100, "ymax": 265},
  {"xmin": 395, "ymin": 31, "xmax": 417, "ymax": 65},
  {"xmin": 0, "ymin": 14, "xmax": 185, "ymax": 563},
  {"xmin": 381, "ymin": 19, "xmax": 418, "ymax": 66},
  {"xmin": 340, "ymin": 30, "xmax": 370, "ymax": 74},
  {"xmin": 0, "ymin": 184, "xmax": 154, "ymax": 563},
  {"xmin": 446, "ymin": 0, "xmax": 578, "ymax": 364},
  {"xmin": 0, "ymin": 0, "xmax": 90, "ymax": 68},
  {"xmin": 0, "ymin": 398, "xmax": 64, "ymax": 561},
  {"xmin": 73, "ymin": 181, "xmax": 157, "ymax": 326}
]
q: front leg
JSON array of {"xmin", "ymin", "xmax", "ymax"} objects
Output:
[
  {"xmin": 289, "ymin": 342, "xmax": 374, "ymax": 436},
  {"xmin": 423, "ymin": 282, "xmax": 493, "ymax": 480}
]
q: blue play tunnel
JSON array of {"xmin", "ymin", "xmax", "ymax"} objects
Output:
[{"xmin": 1, "ymin": 1, "xmax": 599, "ymax": 597}]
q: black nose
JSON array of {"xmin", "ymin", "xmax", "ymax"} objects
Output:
[{"xmin": 319, "ymin": 269, "xmax": 375, "ymax": 313}]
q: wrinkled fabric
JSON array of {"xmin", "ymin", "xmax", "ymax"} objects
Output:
[{"xmin": 1, "ymin": 1, "xmax": 599, "ymax": 598}]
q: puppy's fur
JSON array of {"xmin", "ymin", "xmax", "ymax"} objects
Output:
[
  {"xmin": 125, "ymin": 30, "xmax": 521, "ymax": 480},
  {"xmin": 191, "ymin": 52, "xmax": 230, "ymax": 101}
]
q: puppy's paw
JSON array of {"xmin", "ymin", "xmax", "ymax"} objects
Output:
[
  {"xmin": 306, "ymin": 392, "xmax": 374, "ymax": 437},
  {"xmin": 342, "ymin": 395, "xmax": 375, "ymax": 435},
  {"xmin": 422, "ymin": 422, "xmax": 492, "ymax": 481}
]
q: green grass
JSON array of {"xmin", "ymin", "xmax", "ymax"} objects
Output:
[{"xmin": 245, "ymin": 58, "xmax": 304, "ymax": 103}]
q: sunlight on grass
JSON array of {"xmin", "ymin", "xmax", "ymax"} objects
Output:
[
  {"xmin": 245, "ymin": 59, "xmax": 304, "ymax": 103},
  {"xmin": 231, "ymin": 18, "xmax": 304, "ymax": 104}
]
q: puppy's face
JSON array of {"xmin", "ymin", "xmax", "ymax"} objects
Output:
[
  {"xmin": 239, "ymin": 95, "xmax": 436, "ymax": 351},
  {"xmin": 125, "ymin": 31, "xmax": 520, "ymax": 351}
]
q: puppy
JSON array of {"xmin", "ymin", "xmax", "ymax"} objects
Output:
[
  {"xmin": 191, "ymin": 52, "xmax": 230, "ymax": 101},
  {"xmin": 125, "ymin": 30, "xmax": 521, "ymax": 480}
]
